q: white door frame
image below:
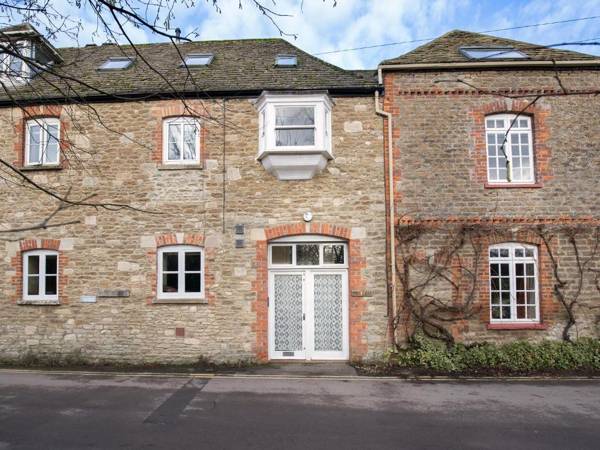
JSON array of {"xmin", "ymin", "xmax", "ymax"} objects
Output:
[
  {"xmin": 267, "ymin": 237, "xmax": 349, "ymax": 361},
  {"xmin": 268, "ymin": 271, "xmax": 307, "ymax": 360},
  {"xmin": 306, "ymin": 269, "xmax": 349, "ymax": 361}
]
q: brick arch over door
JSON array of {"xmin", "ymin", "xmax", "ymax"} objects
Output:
[{"xmin": 252, "ymin": 223, "xmax": 368, "ymax": 361}]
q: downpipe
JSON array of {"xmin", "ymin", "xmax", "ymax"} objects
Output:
[{"xmin": 375, "ymin": 76, "xmax": 397, "ymax": 347}]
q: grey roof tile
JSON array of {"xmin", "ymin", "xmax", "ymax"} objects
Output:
[
  {"xmin": 0, "ymin": 37, "xmax": 378, "ymax": 103},
  {"xmin": 381, "ymin": 30, "xmax": 598, "ymax": 65}
]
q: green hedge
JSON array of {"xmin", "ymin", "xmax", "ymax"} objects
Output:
[{"xmin": 388, "ymin": 336, "xmax": 600, "ymax": 375}]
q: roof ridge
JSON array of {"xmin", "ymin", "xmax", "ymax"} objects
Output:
[{"xmin": 55, "ymin": 36, "xmax": 288, "ymax": 51}]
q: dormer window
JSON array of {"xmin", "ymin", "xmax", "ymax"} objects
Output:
[
  {"xmin": 0, "ymin": 42, "xmax": 31, "ymax": 78},
  {"xmin": 460, "ymin": 47, "xmax": 528, "ymax": 60},
  {"xmin": 256, "ymin": 92, "xmax": 333, "ymax": 180},
  {"xmin": 182, "ymin": 53, "xmax": 213, "ymax": 66},
  {"xmin": 276, "ymin": 54, "xmax": 297, "ymax": 66},
  {"xmin": 99, "ymin": 57, "xmax": 133, "ymax": 70},
  {"xmin": 0, "ymin": 23, "xmax": 62, "ymax": 84}
]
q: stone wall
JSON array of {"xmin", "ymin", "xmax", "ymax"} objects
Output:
[{"xmin": 0, "ymin": 96, "xmax": 388, "ymax": 363}]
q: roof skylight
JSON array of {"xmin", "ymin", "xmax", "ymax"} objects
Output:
[
  {"xmin": 460, "ymin": 47, "xmax": 528, "ymax": 60},
  {"xmin": 182, "ymin": 53, "xmax": 214, "ymax": 66},
  {"xmin": 276, "ymin": 54, "xmax": 297, "ymax": 66},
  {"xmin": 98, "ymin": 57, "xmax": 133, "ymax": 70}
]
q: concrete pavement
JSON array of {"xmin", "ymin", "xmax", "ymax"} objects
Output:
[{"xmin": 0, "ymin": 371, "xmax": 599, "ymax": 449}]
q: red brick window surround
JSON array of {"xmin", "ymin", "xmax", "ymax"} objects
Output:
[
  {"xmin": 150, "ymin": 102, "xmax": 208, "ymax": 167},
  {"xmin": 470, "ymin": 99, "xmax": 552, "ymax": 189},
  {"xmin": 146, "ymin": 233, "xmax": 215, "ymax": 305},
  {"xmin": 477, "ymin": 231, "xmax": 556, "ymax": 331},
  {"xmin": 10, "ymin": 239, "xmax": 69, "ymax": 305},
  {"xmin": 251, "ymin": 223, "xmax": 369, "ymax": 362},
  {"xmin": 13, "ymin": 105, "xmax": 69, "ymax": 170}
]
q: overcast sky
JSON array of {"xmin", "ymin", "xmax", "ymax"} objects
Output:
[{"xmin": 51, "ymin": 0, "xmax": 600, "ymax": 69}]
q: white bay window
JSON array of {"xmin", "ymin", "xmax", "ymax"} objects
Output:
[
  {"xmin": 256, "ymin": 92, "xmax": 333, "ymax": 180},
  {"xmin": 275, "ymin": 106, "xmax": 316, "ymax": 147}
]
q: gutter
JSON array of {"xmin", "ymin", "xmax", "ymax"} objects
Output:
[
  {"xmin": 374, "ymin": 70, "xmax": 397, "ymax": 336},
  {"xmin": 379, "ymin": 59, "xmax": 600, "ymax": 71}
]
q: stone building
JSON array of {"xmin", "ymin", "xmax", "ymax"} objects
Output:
[
  {"xmin": 1, "ymin": 24, "xmax": 599, "ymax": 365},
  {"xmin": 0, "ymin": 24, "xmax": 387, "ymax": 363},
  {"xmin": 379, "ymin": 31, "xmax": 600, "ymax": 344}
]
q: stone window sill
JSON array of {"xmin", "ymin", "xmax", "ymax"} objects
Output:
[
  {"xmin": 484, "ymin": 182, "xmax": 543, "ymax": 189},
  {"xmin": 157, "ymin": 163, "xmax": 203, "ymax": 171},
  {"xmin": 153, "ymin": 297, "xmax": 207, "ymax": 304},
  {"xmin": 17, "ymin": 300, "xmax": 60, "ymax": 306},
  {"xmin": 20, "ymin": 165, "xmax": 63, "ymax": 172},
  {"xmin": 487, "ymin": 322, "xmax": 547, "ymax": 330}
]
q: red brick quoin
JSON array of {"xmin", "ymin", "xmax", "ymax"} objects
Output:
[
  {"xmin": 9, "ymin": 239, "xmax": 69, "ymax": 304},
  {"xmin": 470, "ymin": 99, "xmax": 552, "ymax": 188},
  {"xmin": 251, "ymin": 223, "xmax": 369, "ymax": 362},
  {"xmin": 145, "ymin": 233, "xmax": 215, "ymax": 305}
]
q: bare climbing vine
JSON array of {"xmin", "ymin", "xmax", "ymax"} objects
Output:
[
  {"xmin": 393, "ymin": 223, "xmax": 600, "ymax": 347},
  {"xmin": 394, "ymin": 223, "xmax": 482, "ymax": 346}
]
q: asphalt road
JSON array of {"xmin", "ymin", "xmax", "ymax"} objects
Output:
[{"xmin": 0, "ymin": 371, "xmax": 599, "ymax": 449}]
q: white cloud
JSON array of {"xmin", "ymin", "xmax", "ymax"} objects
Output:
[{"xmin": 3, "ymin": 0, "xmax": 599, "ymax": 68}]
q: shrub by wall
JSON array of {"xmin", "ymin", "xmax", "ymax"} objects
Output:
[{"xmin": 382, "ymin": 336, "xmax": 600, "ymax": 376}]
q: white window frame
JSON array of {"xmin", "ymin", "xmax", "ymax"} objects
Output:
[
  {"xmin": 256, "ymin": 93, "xmax": 333, "ymax": 156},
  {"xmin": 460, "ymin": 47, "xmax": 528, "ymax": 60},
  {"xmin": 489, "ymin": 243, "xmax": 540, "ymax": 323},
  {"xmin": 485, "ymin": 113, "xmax": 534, "ymax": 184},
  {"xmin": 157, "ymin": 245, "xmax": 204, "ymax": 300},
  {"xmin": 275, "ymin": 54, "xmax": 297, "ymax": 66},
  {"xmin": 98, "ymin": 57, "xmax": 133, "ymax": 71},
  {"xmin": 162, "ymin": 117, "xmax": 201, "ymax": 164},
  {"xmin": 181, "ymin": 53, "xmax": 214, "ymax": 67},
  {"xmin": 0, "ymin": 40, "xmax": 32, "ymax": 78},
  {"xmin": 268, "ymin": 240, "xmax": 348, "ymax": 269},
  {"xmin": 22, "ymin": 249, "xmax": 59, "ymax": 303},
  {"xmin": 273, "ymin": 104, "xmax": 316, "ymax": 149},
  {"xmin": 25, "ymin": 118, "xmax": 60, "ymax": 166}
]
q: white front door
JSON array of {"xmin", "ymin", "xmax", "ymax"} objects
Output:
[{"xmin": 268, "ymin": 238, "xmax": 349, "ymax": 361}]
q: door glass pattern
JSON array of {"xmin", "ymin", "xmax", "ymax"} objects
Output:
[
  {"xmin": 274, "ymin": 274, "xmax": 303, "ymax": 352},
  {"xmin": 313, "ymin": 274, "xmax": 343, "ymax": 352}
]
